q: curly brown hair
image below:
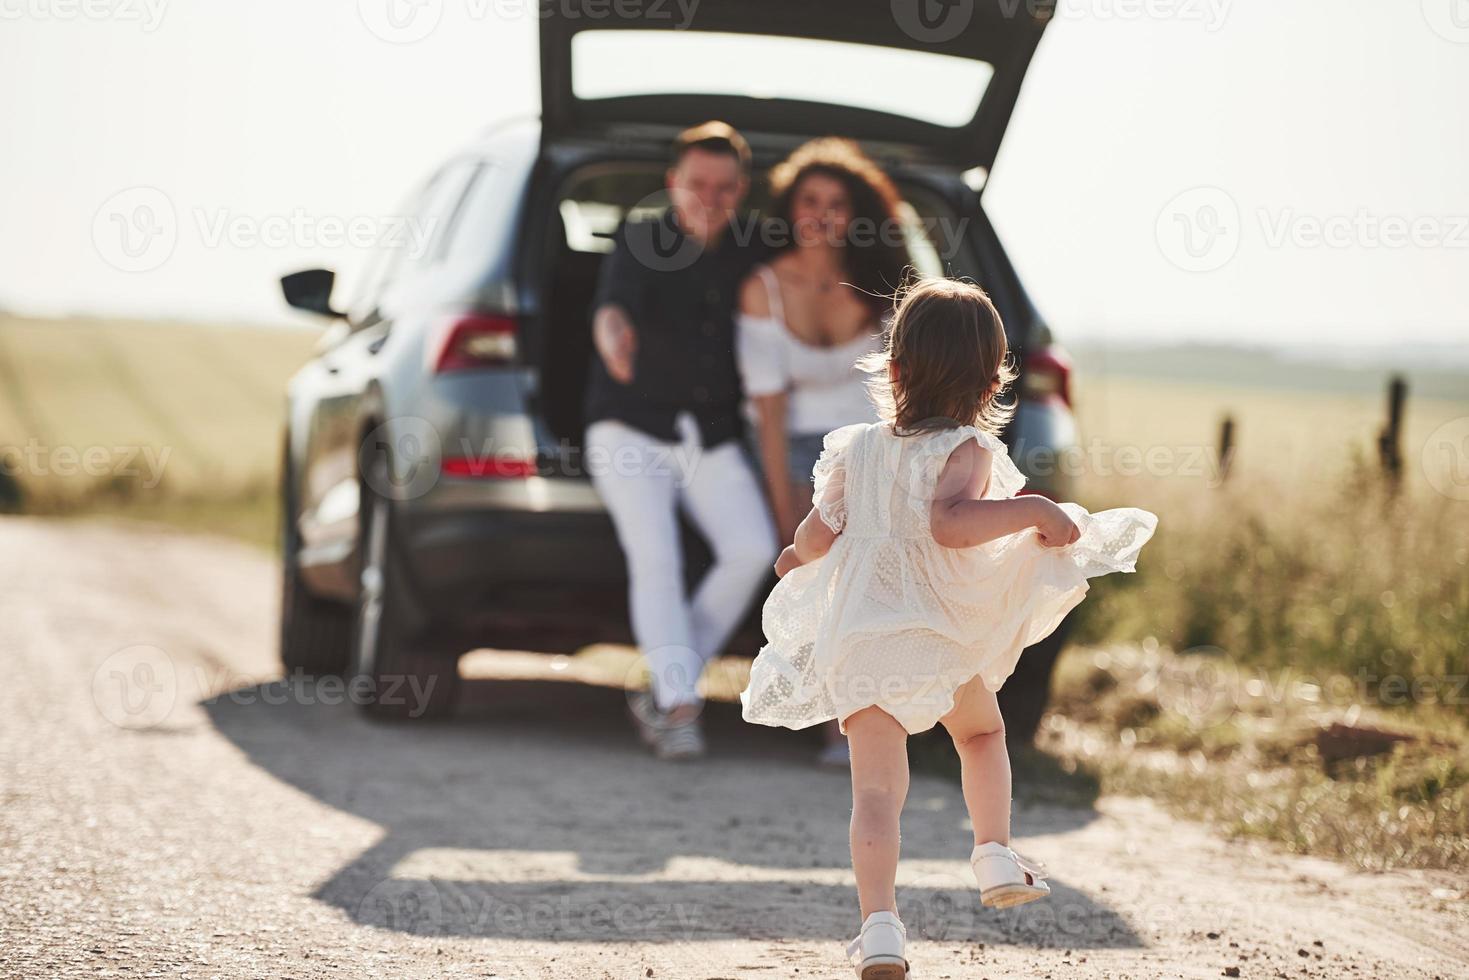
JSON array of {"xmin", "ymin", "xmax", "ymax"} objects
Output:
[
  {"xmin": 859, "ymin": 277, "xmax": 1018, "ymax": 436},
  {"xmin": 766, "ymin": 138, "xmax": 912, "ymax": 314}
]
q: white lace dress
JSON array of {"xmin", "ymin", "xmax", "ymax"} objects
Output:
[{"xmin": 740, "ymin": 421, "xmax": 1158, "ymax": 735}]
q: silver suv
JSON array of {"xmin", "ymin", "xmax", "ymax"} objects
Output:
[{"xmin": 277, "ymin": 2, "xmax": 1078, "ymax": 737}]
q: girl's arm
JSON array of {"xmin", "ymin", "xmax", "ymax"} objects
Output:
[
  {"xmin": 930, "ymin": 438, "xmax": 1079, "ymax": 549},
  {"xmin": 794, "ymin": 504, "xmax": 839, "ymax": 561},
  {"xmin": 774, "ymin": 544, "xmax": 802, "ymax": 578},
  {"xmin": 774, "ymin": 504, "xmax": 841, "ymax": 577}
]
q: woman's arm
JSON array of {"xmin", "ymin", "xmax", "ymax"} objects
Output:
[
  {"xmin": 750, "ymin": 393, "xmax": 799, "ymax": 544},
  {"xmin": 929, "ymin": 438, "xmax": 1078, "ymax": 548},
  {"xmin": 737, "ymin": 272, "xmax": 801, "ymax": 543}
]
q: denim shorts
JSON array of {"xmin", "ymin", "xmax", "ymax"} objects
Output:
[{"xmin": 744, "ymin": 429, "xmax": 830, "ymax": 486}]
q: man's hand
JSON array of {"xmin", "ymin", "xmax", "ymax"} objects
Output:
[
  {"xmin": 1034, "ymin": 498, "xmax": 1081, "ymax": 548},
  {"xmin": 593, "ymin": 305, "xmax": 637, "ymax": 384}
]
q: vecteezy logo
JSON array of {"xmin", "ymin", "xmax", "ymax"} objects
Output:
[
  {"xmin": 902, "ymin": 870, "xmax": 976, "ymax": 941},
  {"xmin": 92, "ymin": 186, "xmax": 177, "ymax": 273},
  {"xmin": 1155, "ymin": 186, "xmax": 1240, "ymax": 272},
  {"xmin": 358, "ymin": 0, "xmax": 444, "ymax": 43},
  {"xmin": 621, "ymin": 189, "xmax": 706, "ymax": 273},
  {"xmin": 91, "ymin": 644, "xmax": 178, "ymax": 730},
  {"xmin": 891, "ymin": 0, "xmax": 975, "ymax": 43},
  {"xmin": 623, "ymin": 648, "xmax": 707, "ymax": 728},
  {"xmin": 359, "ymin": 416, "xmax": 443, "ymax": 501},
  {"xmin": 1155, "ymin": 646, "xmax": 1238, "ymax": 727},
  {"xmin": 355, "ymin": 878, "xmax": 444, "ymax": 934},
  {"xmin": 1422, "ymin": 0, "xmax": 1469, "ymax": 43},
  {"xmin": 1423, "ymin": 416, "xmax": 1469, "ymax": 501}
]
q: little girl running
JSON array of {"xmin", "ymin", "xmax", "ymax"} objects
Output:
[{"xmin": 740, "ymin": 277, "xmax": 1157, "ymax": 979}]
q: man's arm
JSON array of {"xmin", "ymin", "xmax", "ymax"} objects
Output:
[
  {"xmin": 589, "ymin": 219, "xmax": 643, "ymax": 385},
  {"xmin": 592, "ymin": 303, "xmax": 637, "ymax": 384}
]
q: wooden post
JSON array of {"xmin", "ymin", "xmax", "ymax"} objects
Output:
[
  {"xmin": 1218, "ymin": 415, "xmax": 1235, "ymax": 483},
  {"xmin": 1377, "ymin": 375, "xmax": 1406, "ymax": 484}
]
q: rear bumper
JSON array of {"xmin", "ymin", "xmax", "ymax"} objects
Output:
[
  {"xmin": 401, "ymin": 501, "xmax": 624, "ymax": 593},
  {"xmin": 399, "ymin": 476, "xmax": 628, "ymax": 649}
]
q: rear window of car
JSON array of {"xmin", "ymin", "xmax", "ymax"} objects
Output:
[{"xmin": 571, "ymin": 31, "xmax": 993, "ymax": 129}]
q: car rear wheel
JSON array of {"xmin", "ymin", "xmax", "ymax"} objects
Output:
[
  {"xmin": 279, "ymin": 455, "xmax": 351, "ymax": 677},
  {"xmin": 348, "ymin": 455, "xmax": 461, "ymax": 721}
]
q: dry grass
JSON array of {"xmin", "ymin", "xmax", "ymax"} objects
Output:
[
  {"xmin": 1058, "ymin": 348, "xmax": 1469, "ymax": 717},
  {"xmin": 1040, "ymin": 643, "xmax": 1469, "ymax": 871},
  {"xmin": 0, "ymin": 315, "xmax": 314, "ymax": 549},
  {"xmin": 1040, "ymin": 359, "xmax": 1469, "ymax": 868},
  {"xmin": 1069, "ymin": 466, "xmax": 1469, "ymax": 716}
]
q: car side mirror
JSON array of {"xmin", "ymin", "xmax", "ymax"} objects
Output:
[{"xmin": 280, "ymin": 268, "xmax": 346, "ymax": 319}]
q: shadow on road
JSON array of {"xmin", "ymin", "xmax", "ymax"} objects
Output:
[{"xmin": 201, "ymin": 673, "xmax": 1138, "ymax": 948}]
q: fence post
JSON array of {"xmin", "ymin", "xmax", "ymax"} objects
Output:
[
  {"xmin": 1377, "ymin": 375, "xmax": 1406, "ymax": 485},
  {"xmin": 1218, "ymin": 415, "xmax": 1235, "ymax": 483}
]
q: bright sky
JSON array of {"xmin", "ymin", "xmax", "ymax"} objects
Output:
[{"xmin": 1, "ymin": 0, "xmax": 1466, "ymax": 348}]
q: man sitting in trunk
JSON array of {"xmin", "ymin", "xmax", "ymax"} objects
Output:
[{"xmin": 584, "ymin": 121, "xmax": 777, "ymax": 761}]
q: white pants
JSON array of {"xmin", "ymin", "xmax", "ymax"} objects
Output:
[{"xmin": 586, "ymin": 414, "xmax": 777, "ymax": 711}]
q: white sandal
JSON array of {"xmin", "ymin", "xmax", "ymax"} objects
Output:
[
  {"xmin": 971, "ymin": 841, "xmax": 1051, "ymax": 909},
  {"xmin": 845, "ymin": 910, "xmax": 908, "ymax": 979}
]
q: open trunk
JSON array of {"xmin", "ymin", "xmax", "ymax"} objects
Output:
[
  {"xmin": 540, "ymin": 0, "xmax": 1052, "ymax": 173},
  {"xmin": 532, "ymin": 0, "xmax": 1054, "ymax": 447}
]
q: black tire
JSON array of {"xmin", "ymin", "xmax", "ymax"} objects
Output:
[
  {"xmin": 997, "ymin": 617, "xmax": 1074, "ymax": 745},
  {"xmin": 348, "ymin": 453, "xmax": 461, "ymax": 721},
  {"xmin": 279, "ymin": 450, "xmax": 351, "ymax": 677}
]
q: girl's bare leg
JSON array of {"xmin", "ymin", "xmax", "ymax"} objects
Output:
[
  {"xmin": 844, "ymin": 705, "xmax": 909, "ymax": 919},
  {"xmin": 939, "ymin": 676, "xmax": 1011, "ymax": 846}
]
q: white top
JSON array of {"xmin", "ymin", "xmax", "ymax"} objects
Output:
[
  {"xmin": 740, "ymin": 421, "xmax": 1159, "ymax": 735},
  {"xmin": 735, "ymin": 265, "xmax": 882, "ymax": 436}
]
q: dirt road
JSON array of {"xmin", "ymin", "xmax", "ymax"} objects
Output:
[{"xmin": 1, "ymin": 515, "xmax": 1464, "ymax": 979}]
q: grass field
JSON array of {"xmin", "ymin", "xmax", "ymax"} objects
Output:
[
  {"xmin": 1058, "ymin": 347, "xmax": 1468, "ymax": 870},
  {"xmin": 0, "ymin": 315, "xmax": 316, "ymax": 546},
  {"xmin": 3, "ymin": 314, "xmax": 1466, "ymax": 867},
  {"xmin": 1062, "ymin": 348, "xmax": 1469, "ymax": 709}
]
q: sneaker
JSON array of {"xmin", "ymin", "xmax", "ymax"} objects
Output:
[
  {"xmin": 627, "ymin": 691, "xmax": 706, "ymax": 761},
  {"xmin": 971, "ymin": 840, "xmax": 1050, "ymax": 909},
  {"xmin": 845, "ymin": 910, "xmax": 908, "ymax": 979}
]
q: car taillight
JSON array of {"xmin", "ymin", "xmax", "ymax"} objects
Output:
[
  {"xmin": 1021, "ymin": 347, "xmax": 1072, "ymax": 407},
  {"xmin": 440, "ymin": 455, "xmax": 538, "ymax": 479},
  {"xmin": 428, "ymin": 313, "xmax": 518, "ymax": 373}
]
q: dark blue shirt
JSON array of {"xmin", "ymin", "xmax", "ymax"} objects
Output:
[{"xmin": 586, "ymin": 210, "xmax": 769, "ymax": 448}]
